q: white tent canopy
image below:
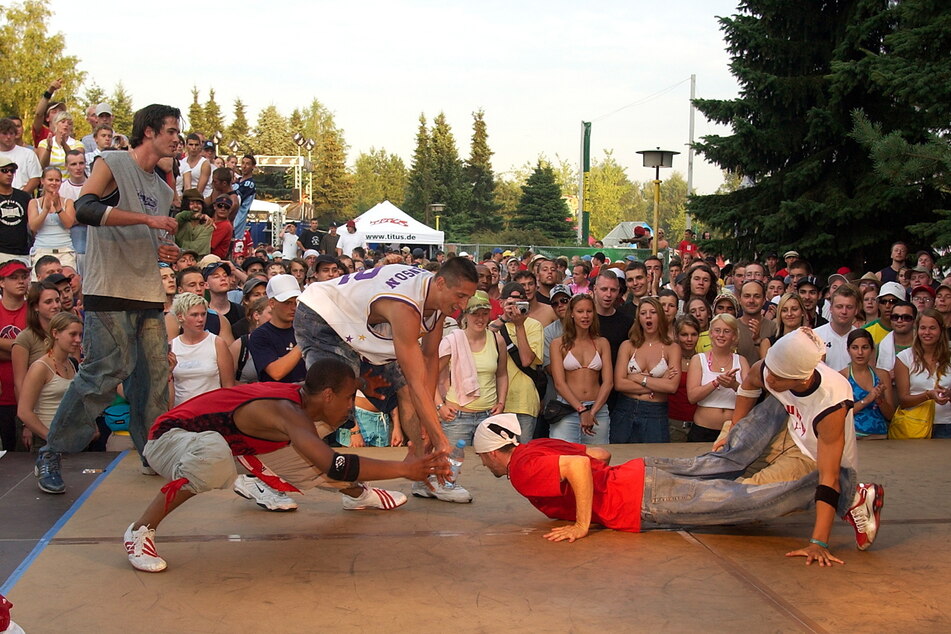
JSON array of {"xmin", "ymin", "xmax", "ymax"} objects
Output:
[
  {"xmin": 353, "ymin": 200, "xmax": 445, "ymax": 245},
  {"xmin": 250, "ymin": 199, "xmax": 283, "ymax": 214}
]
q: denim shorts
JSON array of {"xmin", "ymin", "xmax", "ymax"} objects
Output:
[
  {"xmin": 294, "ymin": 301, "xmax": 405, "ymax": 413},
  {"xmin": 549, "ymin": 400, "xmax": 610, "ymax": 445},
  {"xmin": 442, "ymin": 408, "xmax": 494, "ymax": 447}
]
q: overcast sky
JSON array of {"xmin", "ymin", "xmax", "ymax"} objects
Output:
[{"xmin": 49, "ymin": 0, "xmax": 742, "ymax": 193}]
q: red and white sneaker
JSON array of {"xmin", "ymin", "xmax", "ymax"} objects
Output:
[
  {"xmin": 124, "ymin": 523, "xmax": 167, "ymax": 572},
  {"xmin": 341, "ymin": 483, "xmax": 407, "ymax": 510},
  {"xmin": 843, "ymin": 483, "xmax": 884, "ymax": 551}
]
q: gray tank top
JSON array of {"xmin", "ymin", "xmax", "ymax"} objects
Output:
[{"xmin": 84, "ymin": 151, "xmax": 173, "ymax": 304}]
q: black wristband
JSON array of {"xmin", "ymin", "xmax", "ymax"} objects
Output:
[
  {"xmin": 815, "ymin": 484, "xmax": 840, "ymax": 509},
  {"xmin": 43, "ymin": 90, "xmax": 53, "ymax": 100}
]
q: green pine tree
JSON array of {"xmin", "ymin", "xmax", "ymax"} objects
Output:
[
  {"xmin": 251, "ymin": 105, "xmax": 292, "ymax": 155},
  {"xmin": 203, "ymin": 88, "xmax": 225, "ymax": 139},
  {"xmin": 512, "ymin": 161, "xmax": 574, "ymax": 243},
  {"xmin": 226, "ymin": 98, "xmax": 250, "ymax": 153},
  {"xmin": 404, "ymin": 114, "xmax": 434, "ymax": 221},
  {"xmin": 186, "ymin": 86, "xmax": 206, "ymax": 136},
  {"xmin": 312, "ymin": 131, "xmax": 353, "ymax": 216},
  {"xmin": 430, "ymin": 112, "xmax": 469, "ymax": 238},
  {"xmin": 689, "ymin": 0, "xmax": 945, "ymax": 271},
  {"xmin": 459, "ymin": 109, "xmax": 503, "ymax": 236},
  {"xmin": 352, "ymin": 148, "xmax": 408, "ymax": 213},
  {"xmin": 109, "ymin": 82, "xmax": 134, "ymax": 136}
]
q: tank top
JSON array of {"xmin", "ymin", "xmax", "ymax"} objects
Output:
[
  {"xmin": 698, "ymin": 352, "xmax": 742, "ymax": 409},
  {"xmin": 150, "ymin": 382, "xmax": 301, "ymax": 455},
  {"xmin": 847, "ymin": 366, "xmax": 887, "ymax": 436},
  {"xmin": 182, "ymin": 155, "xmax": 213, "ymax": 198},
  {"xmin": 171, "ymin": 333, "xmax": 221, "ymax": 406},
  {"xmin": 33, "ymin": 360, "xmax": 72, "ymax": 427},
  {"xmin": 32, "ymin": 204, "xmax": 73, "ymax": 249},
  {"xmin": 85, "ymin": 151, "xmax": 172, "ymax": 304},
  {"xmin": 763, "ymin": 363, "xmax": 858, "ymax": 469},
  {"xmin": 447, "ymin": 334, "xmax": 499, "ymax": 410},
  {"xmin": 298, "ymin": 265, "xmax": 441, "ymax": 364}
]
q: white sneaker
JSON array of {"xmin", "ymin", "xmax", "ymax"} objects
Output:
[
  {"xmin": 341, "ymin": 483, "xmax": 407, "ymax": 510},
  {"xmin": 124, "ymin": 523, "xmax": 167, "ymax": 572},
  {"xmin": 233, "ymin": 475, "xmax": 298, "ymax": 511},
  {"xmin": 412, "ymin": 476, "xmax": 473, "ymax": 503},
  {"xmin": 140, "ymin": 465, "xmax": 158, "ymax": 476}
]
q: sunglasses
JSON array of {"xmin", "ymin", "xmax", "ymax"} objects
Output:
[
  {"xmin": 0, "ymin": 167, "xmax": 16, "ymax": 174},
  {"xmin": 879, "ymin": 298, "xmax": 899, "ymax": 306},
  {"xmin": 552, "ymin": 296, "xmax": 570, "ymax": 306},
  {"xmin": 891, "ymin": 314, "xmax": 914, "ymax": 322},
  {"xmin": 215, "ymin": 204, "xmax": 230, "ymax": 209}
]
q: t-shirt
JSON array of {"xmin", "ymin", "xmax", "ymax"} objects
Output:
[
  {"xmin": 281, "ymin": 231, "xmax": 299, "ymax": 259},
  {"xmin": 335, "ymin": 230, "xmax": 363, "ymax": 257},
  {"xmin": 736, "ymin": 317, "xmax": 777, "ymax": 365},
  {"xmin": 232, "ymin": 177, "xmax": 256, "ymax": 240},
  {"xmin": 508, "ymin": 439, "xmax": 645, "ymax": 533},
  {"xmin": 248, "ymin": 321, "xmax": 305, "ymax": 383},
  {"xmin": 875, "ymin": 331, "xmax": 911, "ymax": 373},
  {"xmin": 297, "ymin": 229, "xmax": 321, "ymax": 251},
  {"xmin": 863, "ymin": 319, "xmax": 891, "ymax": 346},
  {"xmin": 814, "ymin": 323, "xmax": 856, "ymax": 371},
  {"xmin": 502, "ymin": 318, "xmax": 544, "ymax": 416},
  {"xmin": 896, "ymin": 347, "xmax": 951, "ymax": 425},
  {"xmin": 319, "ymin": 232, "xmax": 339, "ymax": 255},
  {"xmin": 36, "ymin": 136, "xmax": 82, "ymax": 177},
  {"xmin": 0, "ymin": 301, "xmax": 26, "ymax": 406},
  {"xmin": 13, "ymin": 327, "xmax": 47, "ymax": 367},
  {"xmin": 0, "ymin": 189, "xmax": 32, "ymax": 255},
  {"xmin": 0, "ymin": 145, "xmax": 41, "ymax": 190},
  {"xmin": 596, "ymin": 309, "xmax": 635, "ymax": 363},
  {"xmin": 210, "ymin": 221, "xmax": 233, "ymax": 259}
]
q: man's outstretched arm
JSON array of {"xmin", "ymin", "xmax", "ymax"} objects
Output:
[{"xmin": 544, "ymin": 455, "xmax": 595, "ymax": 543}]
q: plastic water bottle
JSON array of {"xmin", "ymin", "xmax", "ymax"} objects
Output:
[{"xmin": 445, "ymin": 439, "xmax": 466, "ymax": 489}]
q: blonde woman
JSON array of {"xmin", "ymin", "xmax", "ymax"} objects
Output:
[
  {"xmin": 28, "ymin": 167, "xmax": 77, "ymax": 269},
  {"xmin": 687, "ymin": 313, "xmax": 749, "ymax": 442},
  {"xmin": 759, "ymin": 292, "xmax": 807, "ymax": 359},
  {"xmin": 894, "ymin": 308, "xmax": 951, "ymax": 438},
  {"xmin": 17, "ymin": 312, "xmax": 82, "ymax": 450},
  {"xmin": 169, "ymin": 292, "xmax": 234, "ymax": 407}
]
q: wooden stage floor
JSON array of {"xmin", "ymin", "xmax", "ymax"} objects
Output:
[{"xmin": 2, "ymin": 441, "xmax": 949, "ymax": 633}]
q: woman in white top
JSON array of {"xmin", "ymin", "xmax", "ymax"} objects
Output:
[
  {"xmin": 17, "ymin": 312, "xmax": 82, "ymax": 450},
  {"xmin": 436, "ymin": 291, "xmax": 508, "ymax": 446},
  {"xmin": 894, "ymin": 308, "xmax": 951, "ymax": 438},
  {"xmin": 687, "ymin": 313, "xmax": 749, "ymax": 443},
  {"xmin": 611, "ymin": 297, "xmax": 681, "ymax": 443},
  {"xmin": 549, "ymin": 294, "xmax": 613, "ymax": 444},
  {"xmin": 28, "ymin": 167, "xmax": 76, "ymax": 269},
  {"xmin": 169, "ymin": 292, "xmax": 234, "ymax": 407}
]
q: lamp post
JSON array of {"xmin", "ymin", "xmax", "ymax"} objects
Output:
[
  {"xmin": 304, "ymin": 138, "xmax": 315, "ymax": 205},
  {"xmin": 212, "ymin": 131, "xmax": 223, "ymax": 156},
  {"xmin": 292, "ymin": 133, "xmax": 306, "ymax": 207},
  {"xmin": 226, "ymin": 139, "xmax": 240, "ymax": 155},
  {"xmin": 427, "ymin": 202, "xmax": 445, "ymax": 229},
  {"xmin": 636, "ymin": 147, "xmax": 679, "ymax": 254}
]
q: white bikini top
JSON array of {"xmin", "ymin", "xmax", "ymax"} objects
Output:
[
  {"xmin": 628, "ymin": 352, "xmax": 669, "ymax": 377},
  {"xmin": 564, "ymin": 350, "xmax": 603, "ymax": 372}
]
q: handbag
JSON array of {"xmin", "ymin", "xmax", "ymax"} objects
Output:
[
  {"xmin": 539, "ymin": 399, "xmax": 576, "ymax": 426},
  {"xmin": 889, "ymin": 399, "xmax": 935, "ymax": 439},
  {"xmin": 498, "ymin": 323, "xmax": 547, "ymax": 399}
]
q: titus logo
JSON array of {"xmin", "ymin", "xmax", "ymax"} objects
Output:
[
  {"xmin": 369, "ymin": 218, "xmax": 409, "ymax": 227},
  {"xmin": 785, "ymin": 404, "xmax": 806, "ymax": 435}
]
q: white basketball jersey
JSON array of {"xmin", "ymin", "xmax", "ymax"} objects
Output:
[
  {"xmin": 298, "ymin": 265, "xmax": 440, "ymax": 364},
  {"xmin": 763, "ymin": 363, "xmax": 858, "ymax": 470}
]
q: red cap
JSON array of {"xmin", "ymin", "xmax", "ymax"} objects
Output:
[
  {"xmin": 912, "ymin": 285, "xmax": 936, "ymax": 298},
  {"xmin": 837, "ymin": 266, "xmax": 851, "ymax": 275},
  {"xmin": 0, "ymin": 260, "xmax": 28, "ymax": 278}
]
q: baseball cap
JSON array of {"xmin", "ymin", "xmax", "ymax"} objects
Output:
[
  {"xmin": 203, "ymin": 140, "xmax": 215, "ymax": 150},
  {"xmin": 912, "ymin": 265, "xmax": 933, "ymax": 276},
  {"xmin": 346, "ymin": 220, "xmax": 356, "ymax": 229},
  {"xmin": 43, "ymin": 272, "xmax": 73, "ymax": 285},
  {"xmin": 94, "ymin": 102, "xmax": 112, "ymax": 116},
  {"xmin": 266, "ymin": 274, "xmax": 301, "ymax": 302},
  {"xmin": 412, "ymin": 248, "xmax": 425, "ymax": 258},
  {"xmin": 242, "ymin": 278, "xmax": 266, "ymax": 296},
  {"xmin": 459, "ymin": 251, "xmax": 470, "ymax": 257},
  {"xmin": 401, "ymin": 246, "xmax": 412, "ymax": 255},
  {"xmin": 0, "ymin": 260, "xmax": 28, "ymax": 278},
  {"xmin": 201, "ymin": 261, "xmax": 231, "ymax": 279},
  {"xmin": 783, "ymin": 250, "xmax": 800, "ymax": 260},
  {"xmin": 0, "ymin": 157, "xmax": 17, "ymax": 170},
  {"xmin": 500, "ymin": 282, "xmax": 526, "ymax": 300},
  {"xmin": 530, "ymin": 254, "xmax": 549, "ymax": 266},
  {"xmin": 329, "ymin": 221, "xmax": 339, "ymax": 228},
  {"xmin": 878, "ymin": 281, "xmax": 906, "ymax": 300},
  {"xmin": 550, "ymin": 284, "xmax": 571, "ymax": 299},
  {"xmin": 795, "ymin": 275, "xmax": 819, "ymax": 290},
  {"xmin": 765, "ymin": 251, "xmax": 779, "ymax": 259},
  {"xmin": 465, "ymin": 290, "xmax": 491, "ymax": 313},
  {"xmin": 827, "ymin": 273, "xmax": 849, "ymax": 286},
  {"xmin": 633, "ymin": 226, "xmax": 646, "ymax": 236},
  {"xmin": 492, "ymin": 247, "xmax": 503, "ymax": 254},
  {"xmin": 502, "ymin": 250, "xmax": 515, "ymax": 257},
  {"xmin": 212, "ymin": 195, "xmax": 233, "ymax": 209},
  {"xmin": 581, "ymin": 254, "xmax": 592, "ymax": 261},
  {"xmin": 912, "ymin": 285, "xmax": 936, "ymax": 298},
  {"xmin": 241, "ymin": 256, "xmax": 265, "ymax": 271},
  {"xmin": 473, "ymin": 414, "xmax": 521, "ymax": 453}
]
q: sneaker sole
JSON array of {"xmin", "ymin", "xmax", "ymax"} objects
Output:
[{"xmin": 233, "ymin": 488, "xmax": 297, "ymax": 512}]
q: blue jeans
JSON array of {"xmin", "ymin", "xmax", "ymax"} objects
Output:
[
  {"xmin": 515, "ymin": 413, "xmax": 536, "ymax": 443},
  {"xmin": 639, "ymin": 397, "xmax": 857, "ymax": 528},
  {"xmin": 42, "ymin": 310, "xmax": 168, "ymax": 458},
  {"xmin": 610, "ymin": 396, "xmax": 669, "ymax": 443},
  {"xmin": 933, "ymin": 424, "xmax": 951, "ymax": 439},
  {"xmin": 337, "ymin": 407, "xmax": 391, "ymax": 447},
  {"xmin": 549, "ymin": 401, "xmax": 610, "ymax": 445},
  {"xmin": 442, "ymin": 409, "xmax": 493, "ymax": 447}
]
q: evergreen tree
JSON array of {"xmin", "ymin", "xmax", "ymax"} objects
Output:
[
  {"xmin": 109, "ymin": 82, "xmax": 134, "ymax": 136},
  {"xmin": 0, "ymin": 0, "xmax": 85, "ymax": 139},
  {"xmin": 404, "ymin": 114, "xmax": 434, "ymax": 221},
  {"xmin": 459, "ymin": 109, "xmax": 503, "ymax": 236},
  {"xmin": 186, "ymin": 86, "xmax": 206, "ymax": 135},
  {"xmin": 311, "ymin": 131, "xmax": 353, "ymax": 215},
  {"xmin": 82, "ymin": 83, "xmax": 107, "ymax": 111},
  {"xmin": 512, "ymin": 161, "xmax": 574, "ymax": 243},
  {"xmin": 251, "ymin": 105, "xmax": 292, "ymax": 155},
  {"xmin": 430, "ymin": 112, "xmax": 469, "ymax": 238},
  {"xmin": 226, "ymin": 98, "xmax": 250, "ymax": 153},
  {"xmin": 352, "ymin": 148, "xmax": 408, "ymax": 213},
  {"xmin": 203, "ymin": 88, "xmax": 225, "ymax": 139},
  {"xmin": 689, "ymin": 0, "xmax": 946, "ymax": 271}
]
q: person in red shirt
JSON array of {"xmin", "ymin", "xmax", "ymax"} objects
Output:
[
  {"xmin": 209, "ymin": 195, "xmax": 234, "ymax": 259},
  {"xmin": 0, "ymin": 260, "xmax": 29, "ymax": 451}
]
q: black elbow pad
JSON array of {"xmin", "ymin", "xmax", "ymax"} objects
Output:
[{"xmin": 76, "ymin": 193, "xmax": 110, "ymax": 226}]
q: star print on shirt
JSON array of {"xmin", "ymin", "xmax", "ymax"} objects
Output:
[
  {"xmin": 345, "ymin": 335, "xmax": 353, "ymax": 342},
  {"xmin": 358, "ymin": 335, "xmax": 366, "ymax": 341}
]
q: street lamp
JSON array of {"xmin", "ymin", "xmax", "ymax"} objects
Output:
[
  {"xmin": 292, "ymin": 134, "xmax": 306, "ymax": 206},
  {"xmin": 212, "ymin": 131, "xmax": 223, "ymax": 156},
  {"xmin": 227, "ymin": 139, "xmax": 240, "ymax": 154},
  {"xmin": 427, "ymin": 202, "xmax": 445, "ymax": 229},
  {"xmin": 304, "ymin": 139, "xmax": 315, "ymax": 204},
  {"xmin": 636, "ymin": 147, "xmax": 679, "ymax": 254}
]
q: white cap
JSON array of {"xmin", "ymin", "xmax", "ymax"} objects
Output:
[
  {"xmin": 302, "ymin": 249, "xmax": 319, "ymax": 259},
  {"xmin": 473, "ymin": 414, "xmax": 521, "ymax": 453},
  {"xmin": 266, "ymin": 274, "xmax": 301, "ymax": 302},
  {"xmin": 878, "ymin": 281, "xmax": 905, "ymax": 300}
]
